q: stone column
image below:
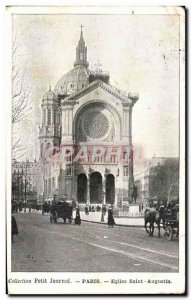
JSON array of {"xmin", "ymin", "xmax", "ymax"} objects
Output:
[
  {"xmin": 71, "ymin": 166, "xmax": 77, "ymax": 202},
  {"xmin": 129, "ymin": 107, "xmax": 132, "ymax": 145},
  {"xmin": 123, "ymin": 107, "xmax": 129, "ymax": 137},
  {"xmin": 61, "ymin": 104, "xmax": 73, "ymax": 143},
  {"xmin": 114, "ymin": 175, "xmax": 117, "ymax": 208},
  {"xmin": 87, "ymin": 172, "xmax": 90, "ymax": 205},
  {"xmin": 102, "ymin": 173, "xmax": 106, "ymax": 205}
]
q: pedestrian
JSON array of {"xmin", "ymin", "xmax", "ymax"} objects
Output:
[
  {"xmin": 101, "ymin": 212, "xmax": 104, "ymax": 222},
  {"xmin": 12, "ymin": 215, "xmax": 18, "ymax": 243},
  {"xmin": 108, "ymin": 208, "xmax": 115, "ymax": 228},
  {"xmin": 102, "ymin": 205, "xmax": 106, "ymax": 216},
  {"xmin": 85, "ymin": 204, "xmax": 89, "ymax": 215},
  {"xmin": 75, "ymin": 206, "xmax": 81, "ymax": 225}
]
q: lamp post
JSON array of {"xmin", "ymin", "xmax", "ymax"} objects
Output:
[{"xmin": 102, "ymin": 190, "xmax": 106, "ymax": 206}]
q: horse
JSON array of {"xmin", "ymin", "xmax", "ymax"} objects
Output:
[
  {"xmin": 42, "ymin": 202, "xmax": 50, "ymax": 215},
  {"xmin": 144, "ymin": 206, "xmax": 166, "ymax": 237}
]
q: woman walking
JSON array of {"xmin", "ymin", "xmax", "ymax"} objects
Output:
[
  {"xmin": 75, "ymin": 206, "xmax": 81, "ymax": 225},
  {"xmin": 108, "ymin": 208, "xmax": 115, "ymax": 228},
  {"xmin": 12, "ymin": 215, "xmax": 18, "ymax": 243}
]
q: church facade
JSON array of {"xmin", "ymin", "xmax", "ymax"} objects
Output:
[{"xmin": 38, "ymin": 28, "xmax": 139, "ymax": 208}]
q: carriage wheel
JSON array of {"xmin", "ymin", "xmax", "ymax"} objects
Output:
[{"xmin": 165, "ymin": 226, "xmax": 173, "ymax": 240}]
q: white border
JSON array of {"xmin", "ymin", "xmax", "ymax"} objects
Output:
[{"xmin": 2, "ymin": 3, "xmax": 186, "ymax": 296}]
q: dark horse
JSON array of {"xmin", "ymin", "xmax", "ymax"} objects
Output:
[
  {"xmin": 42, "ymin": 202, "xmax": 50, "ymax": 215},
  {"xmin": 144, "ymin": 206, "xmax": 166, "ymax": 237}
]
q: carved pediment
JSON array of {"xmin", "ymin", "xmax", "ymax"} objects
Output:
[{"xmin": 61, "ymin": 80, "xmax": 138, "ymax": 107}]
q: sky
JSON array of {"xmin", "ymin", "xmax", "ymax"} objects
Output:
[{"xmin": 12, "ymin": 12, "xmax": 181, "ymax": 161}]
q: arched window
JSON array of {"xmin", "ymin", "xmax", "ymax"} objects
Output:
[
  {"xmin": 40, "ymin": 143, "xmax": 44, "ymax": 158},
  {"xmin": 44, "ymin": 179, "xmax": 47, "ymax": 195},
  {"xmin": 53, "ymin": 109, "xmax": 56, "ymax": 125},
  {"xmin": 48, "ymin": 109, "xmax": 51, "ymax": 125},
  {"xmin": 52, "ymin": 177, "xmax": 55, "ymax": 192},
  {"xmin": 58, "ymin": 113, "xmax": 60, "ymax": 125},
  {"xmin": 123, "ymin": 166, "xmax": 128, "ymax": 177},
  {"xmin": 43, "ymin": 110, "xmax": 46, "ymax": 125},
  {"xmin": 66, "ymin": 165, "xmax": 72, "ymax": 176},
  {"xmin": 48, "ymin": 178, "xmax": 51, "ymax": 195}
]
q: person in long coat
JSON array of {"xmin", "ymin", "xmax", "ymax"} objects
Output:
[
  {"xmin": 75, "ymin": 206, "xmax": 81, "ymax": 225},
  {"xmin": 108, "ymin": 208, "xmax": 115, "ymax": 228},
  {"xmin": 102, "ymin": 205, "xmax": 106, "ymax": 216},
  {"xmin": 12, "ymin": 215, "xmax": 18, "ymax": 243},
  {"xmin": 101, "ymin": 211, "xmax": 105, "ymax": 222},
  {"xmin": 85, "ymin": 204, "xmax": 89, "ymax": 215}
]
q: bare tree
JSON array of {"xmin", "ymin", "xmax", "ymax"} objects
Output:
[
  {"xmin": 149, "ymin": 159, "xmax": 179, "ymax": 204},
  {"xmin": 12, "ymin": 33, "xmax": 32, "ymax": 159}
]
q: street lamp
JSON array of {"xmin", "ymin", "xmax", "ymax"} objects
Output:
[{"xmin": 102, "ymin": 190, "xmax": 106, "ymax": 206}]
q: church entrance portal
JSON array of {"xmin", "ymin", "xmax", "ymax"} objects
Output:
[
  {"xmin": 90, "ymin": 172, "xmax": 102, "ymax": 203},
  {"xmin": 77, "ymin": 174, "xmax": 87, "ymax": 203},
  {"xmin": 106, "ymin": 174, "xmax": 115, "ymax": 205}
]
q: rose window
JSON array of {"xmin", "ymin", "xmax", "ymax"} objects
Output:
[{"xmin": 83, "ymin": 112, "xmax": 109, "ymax": 139}]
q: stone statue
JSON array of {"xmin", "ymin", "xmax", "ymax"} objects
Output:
[{"xmin": 131, "ymin": 184, "xmax": 138, "ymax": 203}]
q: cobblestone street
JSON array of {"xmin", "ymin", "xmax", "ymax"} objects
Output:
[{"xmin": 12, "ymin": 213, "xmax": 179, "ymax": 272}]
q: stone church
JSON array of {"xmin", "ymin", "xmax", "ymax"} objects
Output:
[{"xmin": 38, "ymin": 28, "xmax": 139, "ymax": 208}]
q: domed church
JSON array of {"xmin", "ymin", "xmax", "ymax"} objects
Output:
[{"xmin": 39, "ymin": 27, "xmax": 139, "ymax": 208}]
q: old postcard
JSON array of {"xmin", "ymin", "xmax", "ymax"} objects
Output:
[{"xmin": 6, "ymin": 6, "xmax": 186, "ymax": 295}]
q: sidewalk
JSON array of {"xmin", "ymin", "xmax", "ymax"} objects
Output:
[
  {"xmin": 79, "ymin": 211, "xmax": 144, "ymax": 227},
  {"xmin": 18, "ymin": 209, "xmax": 144, "ymax": 227}
]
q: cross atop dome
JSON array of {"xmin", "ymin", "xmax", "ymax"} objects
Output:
[
  {"xmin": 79, "ymin": 24, "xmax": 84, "ymax": 41},
  {"xmin": 74, "ymin": 25, "xmax": 89, "ymax": 68}
]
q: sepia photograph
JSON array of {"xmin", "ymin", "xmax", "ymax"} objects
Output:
[{"xmin": 6, "ymin": 5, "xmax": 185, "ymax": 295}]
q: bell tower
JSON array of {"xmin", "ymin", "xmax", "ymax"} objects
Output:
[
  {"xmin": 39, "ymin": 86, "xmax": 61, "ymax": 161},
  {"xmin": 74, "ymin": 25, "xmax": 89, "ymax": 68}
]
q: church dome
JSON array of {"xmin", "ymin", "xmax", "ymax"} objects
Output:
[
  {"xmin": 55, "ymin": 27, "xmax": 90, "ymax": 97},
  {"xmin": 43, "ymin": 88, "xmax": 57, "ymax": 101},
  {"xmin": 55, "ymin": 65, "xmax": 89, "ymax": 96}
]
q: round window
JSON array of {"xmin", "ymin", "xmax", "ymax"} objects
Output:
[{"xmin": 83, "ymin": 112, "xmax": 109, "ymax": 140}]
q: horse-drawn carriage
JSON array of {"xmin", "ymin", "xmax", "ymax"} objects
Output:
[
  {"xmin": 163, "ymin": 205, "xmax": 179, "ymax": 241},
  {"xmin": 144, "ymin": 203, "xmax": 179, "ymax": 240},
  {"xmin": 50, "ymin": 200, "xmax": 73, "ymax": 224}
]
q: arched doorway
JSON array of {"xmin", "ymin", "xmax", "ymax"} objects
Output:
[
  {"xmin": 90, "ymin": 172, "xmax": 102, "ymax": 203},
  {"xmin": 106, "ymin": 174, "xmax": 115, "ymax": 205},
  {"xmin": 77, "ymin": 174, "xmax": 87, "ymax": 203}
]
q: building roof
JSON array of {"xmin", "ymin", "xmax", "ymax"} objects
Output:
[
  {"xmin": 54, "ymin": 27, "xmax": 90, "ymax": 97},
  {"xmin": 43, "ymin": 87, "xmax": 57, "ymax": 101},
  {"xmin": 62, "ymin": 79, "xmax": 138, "ymax": 106},
  {"xmin": 54, "ymin": 66, "xmax": 89, "ymax": 96}
]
